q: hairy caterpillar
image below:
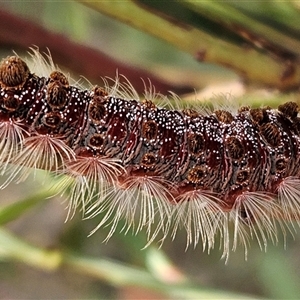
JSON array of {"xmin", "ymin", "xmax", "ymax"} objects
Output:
[{"xmin": 1, "ymin": 50, "xmax": 300, "ymax": 260}]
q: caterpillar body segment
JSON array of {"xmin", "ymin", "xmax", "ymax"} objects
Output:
[{"xmin": 0, "ymin": 52, "xmax": 300, "ymax": 259}]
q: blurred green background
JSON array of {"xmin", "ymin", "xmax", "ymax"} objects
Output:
[{"xmin": 1, "ymin": 1, "xmax": 300, "ymax": 299}]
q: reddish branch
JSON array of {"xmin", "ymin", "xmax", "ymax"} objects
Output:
[{"xmin": 0, "ymin": 9, "xmax": 191, "ymax": 94}]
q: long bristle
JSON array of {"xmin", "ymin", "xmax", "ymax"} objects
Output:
[
  {"xmin": 171, "ymin": 190, "xmax": 225, "ymax": 252},
  {"xmin": 87, "ymin": 175, "xmax": 174, "ymax": 241},
  {"xmin": 0, "ymin": 120, "xmax": 27, "ymax": 175},
  {"xmin": 277, "ymin": 177, "xmax": 300, "ymax": 226},
  {"xmin": 230, "ymin": 192, "xmax": 279, "ymax": 252},
  {"xmin": 1, "ymin": 135, "xmax": 75, "ymax": 187},
  {"xmin": 61, "ymin": 156, "xmax": 125, "ymax": 219}
]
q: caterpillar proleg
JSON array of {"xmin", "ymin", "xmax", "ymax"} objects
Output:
[{"xmin": 1, "ymin": 49, "xmax": 300, "ymax": 259}]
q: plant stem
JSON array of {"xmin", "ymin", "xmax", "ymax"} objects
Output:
[
  {"xmin": 0, "ymin": 227, "xmax": 255, "ymax": 299},
  {"xmin": 78, "ymin": 0, "xmax": 300, "ymax": 90}
]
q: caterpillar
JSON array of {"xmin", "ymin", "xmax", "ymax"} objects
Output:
[{"xmin": 1, "ymin": 49, "xmax": 300, "ymax": 260}]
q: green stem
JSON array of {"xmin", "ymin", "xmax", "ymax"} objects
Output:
[
  {"xmin": 78, "ymin": 0, "xmax": 300, "ymax": 90},
  {"xmin": 0, "ymin": 227, "xmax": 62, "ymax": 270},
  {"xmin": 0, "ymin": 228, "xmax": 255, "ymax": 299},
  {"xmin": 66, "ymin": 253, "xmax": 254, "ymax": 299},
  {"xmin": 183, "ymin": 0, "xmax": 300, "ymax": 56}
]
